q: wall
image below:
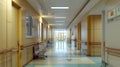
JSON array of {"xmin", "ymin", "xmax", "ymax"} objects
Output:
[
  {"xmin": 13, "ymin": 0, "xmax": 39, "ymax": 66},
  {"xmin": 49, "ymin": 27, "xmax": 52, "ymax": 41},
  {"xmin": 71, "ymin": 26, "xmax": 76, "ymax": 40},
  {"xmin": 0, "ymin": 0, "xmax": 7, "ymax": 67},
  {"xmin": 42, "ymin": 19, "xmax": 49, "ymax": 47},
  {"xmin": 0, "ymin": 0, "xmax": 40, "ymax": 67},
  {"xmin": 0, "ymin": 0, "xmax": 7, "ymax": 50},
  {"xmin": 78, "ymin": 0, "xmax": 104, "ymax": 56},
  {"xmin": 68, "ymin": 29, "xmax": 72, "ymax": 43},
  {"xmin": 81, "ymin": 18, "xmax": 88, "ymax": 43},
  {"xmin": 104, "ymin": 0, "xmax": 120, "ymax": 67},
  {"xmin": 80, "ymin": 18, "xmax": 88, "ymax": 55}
]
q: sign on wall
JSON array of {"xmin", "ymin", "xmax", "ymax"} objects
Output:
[
  {"xmin": 108, "ymin": 9, "xmax": 116, "ymax": 19},
  {"xmin": 26, "ymin": 14, "xmax": 34, "ymax": 38},
  {"xmin": 108, "ymin": 7, "xmax": 120, "ymax": 19}
]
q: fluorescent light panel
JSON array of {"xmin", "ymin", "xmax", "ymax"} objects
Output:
[
  {"xmin": 49, "ymin": 24, "xmax": 63, "ymax": 25},
  {"xmin": 56, "ymin": 21, "xmax": 65, "ymax": 22},
  {"xmin": 55, "ymin": 17, "xmax": 66, "ymax": 19},
  {"xmin": 51, "ymin": 7, "xmax": 69, "ymax": 9}
]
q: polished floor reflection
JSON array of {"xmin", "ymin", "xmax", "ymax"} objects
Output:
[{"xmin": 25, "ymin": 41, "xmax": 102, "ymax": 67}]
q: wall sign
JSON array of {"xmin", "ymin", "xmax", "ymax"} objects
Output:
[
  {"xmin": 116, "ymin": 7, "xmax": 120, "ymax": 16},
  {"xmin": 108, "ymin": 7, "xmax": 120, "ymax": 19},
  {"xmin": 108, "ymin": 9, "xmax": 116, "ymax": 19},
  {"xmin": 26, "ymin": 14, "xmax": 34, "ymax": 38}
]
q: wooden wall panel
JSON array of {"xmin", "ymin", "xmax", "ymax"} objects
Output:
[
  {"xmin": 0, "ymin": 0, "xmax": 50, "ymax": 66},
  {"xmin": 77, "ymin": 22, "xmax": 81, "ymax": 50},
  {"xmin": 6, "ymin": 1, "xmax": 19, "ymax": 67},
  {"xmin": 87, "ymin": 15, "xmax": 102, "ymax": 56},
  {"xmin": 13, "ymin": 0, "xmax": 39, "ymax": 66},
  {"xmin": 41, "ymin": 23, "xmax": 44, "ymax": 42},
  {"xmin": 0, "ymin": 0, "xmax": 7, "ymax": 67},
  {"xmin": 22, "ymin": 49, "xmax": 27, "ymax": 66},
  {"xmin": 46, "ymin": 26, "xmax": 48, "ymax": 43},
  {"xmin": 0, "ymin": 0, "xmax": 40, "ymax": 67},
  {"xmin": 0, "ymin": 0, "xmax": 7, "ymax": 50}
]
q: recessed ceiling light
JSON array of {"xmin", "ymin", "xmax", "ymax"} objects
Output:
[
  {"xmin": 56, "ymin": 21, "xmax": 65, "ymax": 22},
  {"xmin": 41, "ymin": 15, "xmax": 54, "ymax": 18},
  {"xmin": 49, "ymin": 24, "xmax": 63, "ymax": 26},
  {"xmin": 55, "ymin": 17, "xmax": 66, "ymax": 19},
  {"xmin": 51, "ymin": 7, "xmax": 69, "ymax": 9}
]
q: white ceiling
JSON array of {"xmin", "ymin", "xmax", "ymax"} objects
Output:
[{"xmin": 27, "ymin": 0, "xmax": 89, "ymax": 29}]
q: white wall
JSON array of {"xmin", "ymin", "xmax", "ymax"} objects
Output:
[
  {"xmin": 81, "ymin": 18, "xmax": 87, "ymax": 42},
  {"xmin": 104, "ymin": 0, "xmax": 120, "ymax": 67}
]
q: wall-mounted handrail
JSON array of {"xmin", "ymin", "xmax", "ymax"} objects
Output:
[
  {"xmin": 106, "ymin": 47, "xmax": 120, "ymax": 51},
  {"xmin": 0, "ymin": 48, "xmax": 18, "ymax": 54},
  {"xmin": 21, "ymin": 42, "xmax": 35, "ymax": 50},
  {"xmin": 21, "ymin": 44, "xmax": 33, "ymax": 48},
  {"xmin": 88, "ymin": 42, "xmax": 101, "ymax": 45},
  {"xmin": 76, "ymin": 42, "xmax": 101, "ymax": 45},
  {"xmin": 21, "ymin": 42, "xmax": 44, "ymax": 50},
  {"xmin": 106, "ymin": 47, "xmax": 120, "ymax": 57}
]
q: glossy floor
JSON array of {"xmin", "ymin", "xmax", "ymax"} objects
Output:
[{"xmin": 25, "ymin": 41, "xmax": 102, "ymax": 67}]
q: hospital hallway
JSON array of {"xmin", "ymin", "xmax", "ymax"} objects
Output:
[
  {"xmin": 25, "ymin": 41, "xmax": 101, "ymax": 67},
  {"xmin": 0, "ymin": 0, "xmax": 120, "ymax": 67}
]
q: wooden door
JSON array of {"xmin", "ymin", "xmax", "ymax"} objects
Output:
[
  {"xmin": 0, "ymin": 0, "xmax": 7, "ymax": 67},
  {"xmin": 87, "ymin": 15, "xmax": 102, "ymax": 56},
  {"xmin": 6, "ymin": 3, "xmax": 19, "ymax": 67}
]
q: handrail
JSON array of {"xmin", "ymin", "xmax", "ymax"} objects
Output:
[
  {"xmin": 21, "ymin": 44, "xmax": 33, "ymax": 48},
  {"xmin": 21, "ymin": 42, "xmax": 36, "ymax": 49},
  {"xmin": 0, "ymin": 42, "xmax": 45, "ymax": 52},
  {"xmin": 75, "ymin": 41, "xmax": 101, "ymax": 45},
  {"xmin": 106, "ymin": 47, "xmax": 120, "ymax": 57},
  {"xmin": 88, "ymin": 42, "xmax": 101, "ymax": 45},
  {"xmin": 0, "ymin": 48, "xmax": 18, "ymax": 54},
  {"xmin": 21, "ymin": 42, "xmax": 44, "ymax": 50},
  {"xmin": 106, "ymin": 47, "xmax": 120, "ymax": 51}
]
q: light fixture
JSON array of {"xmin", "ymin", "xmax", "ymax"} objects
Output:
[
  {"xmin": 39, "ymin": 17, "xmax": 43, "ymax": 23},
  {"xmin": 56, "ymin": 21, "xmax": 65, "ymax": 22},
  {"xmin": 55, "ymin": 17, "xmax": 66, "ymax": 19},
  {"xmin": 41, "ymin": 15, "xmax": 54, "ymax": 18},
  {"xmin": 49, "ymin": 24, "xmax": 63, "ymax": 26},
  {"xmin": 51, "ymin": 7, "xmax": 69, "ymax": 9}
]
